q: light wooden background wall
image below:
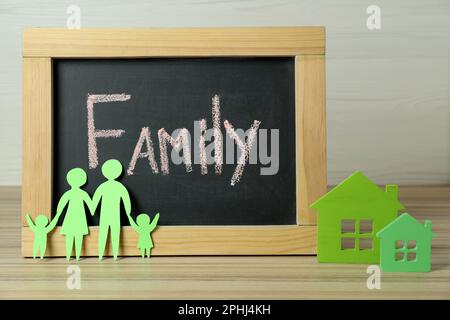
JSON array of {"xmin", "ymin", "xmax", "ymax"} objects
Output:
[{"xmin": 0, "ymin": 0, "xmax": 448, "ymax": 186}]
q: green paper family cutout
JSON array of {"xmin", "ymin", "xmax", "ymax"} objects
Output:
[
  {"xmin": 128, "ymin": 212, "xmax": 160, "ymax": 258},
  {"xmin": 26, "ymin": 159, "xmax": 160, "ymax": 260},
  {"xmin": 310, "ymin": 171, "xmax": 433, "ymax": 272},
  {"xmin": 91, "ymin": 159, "xmax": 131, "ymax": 260},
  {"xmin": 54, "ymin": 167, "xmax": 91, "ymax": 261},
  {"xmin": 26, "ymin": 214, "xmax": 58, "ymax": 259}
]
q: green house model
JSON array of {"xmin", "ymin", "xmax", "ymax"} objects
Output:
[
  {"xmin": 377, "ymin": 213, "xmax": 433, "ymax": 272},
  {"xmin": 310, "ymin": 171, "xmax": 404, "ymax": 264}
]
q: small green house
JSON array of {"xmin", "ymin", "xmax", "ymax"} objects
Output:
[
  {"xmin": 377, "ymin": 213, "xmax": 433, "ymax": 272},
  {"xmin": 310, "ymin": 171, "xmax": 404, "ymax": 264}
]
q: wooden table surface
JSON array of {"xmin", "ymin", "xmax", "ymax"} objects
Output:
[{"xmin": 0, "ymin": 186, "xmax": 449, "ymax": 299}]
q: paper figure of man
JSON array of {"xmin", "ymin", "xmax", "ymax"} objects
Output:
[{"xmin": 92, "ymin": 159, "xmax": 131, "ymax": 260}]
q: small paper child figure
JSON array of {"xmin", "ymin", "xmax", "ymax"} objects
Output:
[
  {"xmin": 127, "ymin": 212, "xmax": 160, "ymax": 258},
  {"xmin": 25, "ymin": 213, "xmax": 58, "ymax": 259}
]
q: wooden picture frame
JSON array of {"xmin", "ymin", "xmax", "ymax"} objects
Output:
[{"xmin": 22, "ymin": 27, "xmax": 326, "ymax": 257}]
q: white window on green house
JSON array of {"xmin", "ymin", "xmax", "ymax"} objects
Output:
[
  {"xmin": 341, "ymin": 219, "xmax": 374, "ymax": 250},
  {"xmin": 395, "ymin": 240, "xmax": 417, "ymax": 262}
]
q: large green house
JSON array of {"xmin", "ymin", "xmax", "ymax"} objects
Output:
[
  {"xmin": 310, "ymin": 171, "xmax": 404, "ymax": 264},
  {"xmin": 377, "ymin": 213, "xmax": 434, "ymax": 272}
]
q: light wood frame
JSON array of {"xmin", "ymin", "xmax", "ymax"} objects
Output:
[{"xmin": 22, "ymin": 27, "xmax": 326, "ymax": 257}]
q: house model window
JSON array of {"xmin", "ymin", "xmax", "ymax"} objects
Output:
[
  {"xmin": 341, "ymin": 219, "xmax": 373, "ymax": 250},
  {"xmin": 395, "ymin": 240, "xmax": 417, "ymax": 261}
]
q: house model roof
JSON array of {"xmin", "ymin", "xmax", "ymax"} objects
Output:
[
  {"xmin": 377, "ymin": 212, "xmax": 434, "ymax": 238},
  {"xmin": 310, "ymin": 171, "xmax": 404, "ymax": 212}
]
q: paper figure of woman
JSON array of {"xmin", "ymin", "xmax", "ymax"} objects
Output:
[{"xmin": 54, "ymin": 168, "xmax": 92, "ymax": 260}]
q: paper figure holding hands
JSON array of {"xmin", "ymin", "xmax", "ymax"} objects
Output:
[
  {"xmin": 128, "ymin": 213, "xmax": 160, "ymax": 258},
  {"xmin": 26, "ymin": 213, "xmax": 58, "ymax": 259},
  {"xmin": 91, "ymin": 159, "xmax": 131, "ymax": 260},
  {"xmin": 53, "ymin": 167, "xmax": 92, "ymax": 261}
]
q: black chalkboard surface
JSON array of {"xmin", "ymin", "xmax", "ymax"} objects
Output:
[{"xmin": 53, "ymin": 58, "xmax": 296, "ymax": 226}]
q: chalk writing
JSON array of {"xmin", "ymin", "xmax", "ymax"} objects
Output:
[{"xmin": 87, "ymin": 94, "xmax": 271, "ymax": 185}]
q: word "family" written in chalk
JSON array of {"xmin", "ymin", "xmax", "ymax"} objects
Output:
[{"xmin": 87, "ymin": 94, "xmax": 279, "ymax": 186}]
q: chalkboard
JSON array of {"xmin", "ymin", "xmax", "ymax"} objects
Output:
[{"xmin": 53, "ymin": 57, "xmax": 296, "ymax": 226}]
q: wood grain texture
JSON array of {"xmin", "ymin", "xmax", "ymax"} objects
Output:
[
  {"xmin": 296, "ymin": 55, "xmax": 327, "ymax": 225},
  {"xmin": 22, "ymin": 58, "xmax": 52, "ymax": 224},
  {"xmin": 23, "ymin": 27, "xmax": 325, "ymax": 57},
  {"xmin": 1, "ymin": 1, "xmax": 449, "ymax": 186},
  {"xmin": 2, "ymin": 186, "xmax": 449, "ymax": 299},
  {"xmin": 22, "ymin": 225, "xmax": 317, "ymax": 257}
]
